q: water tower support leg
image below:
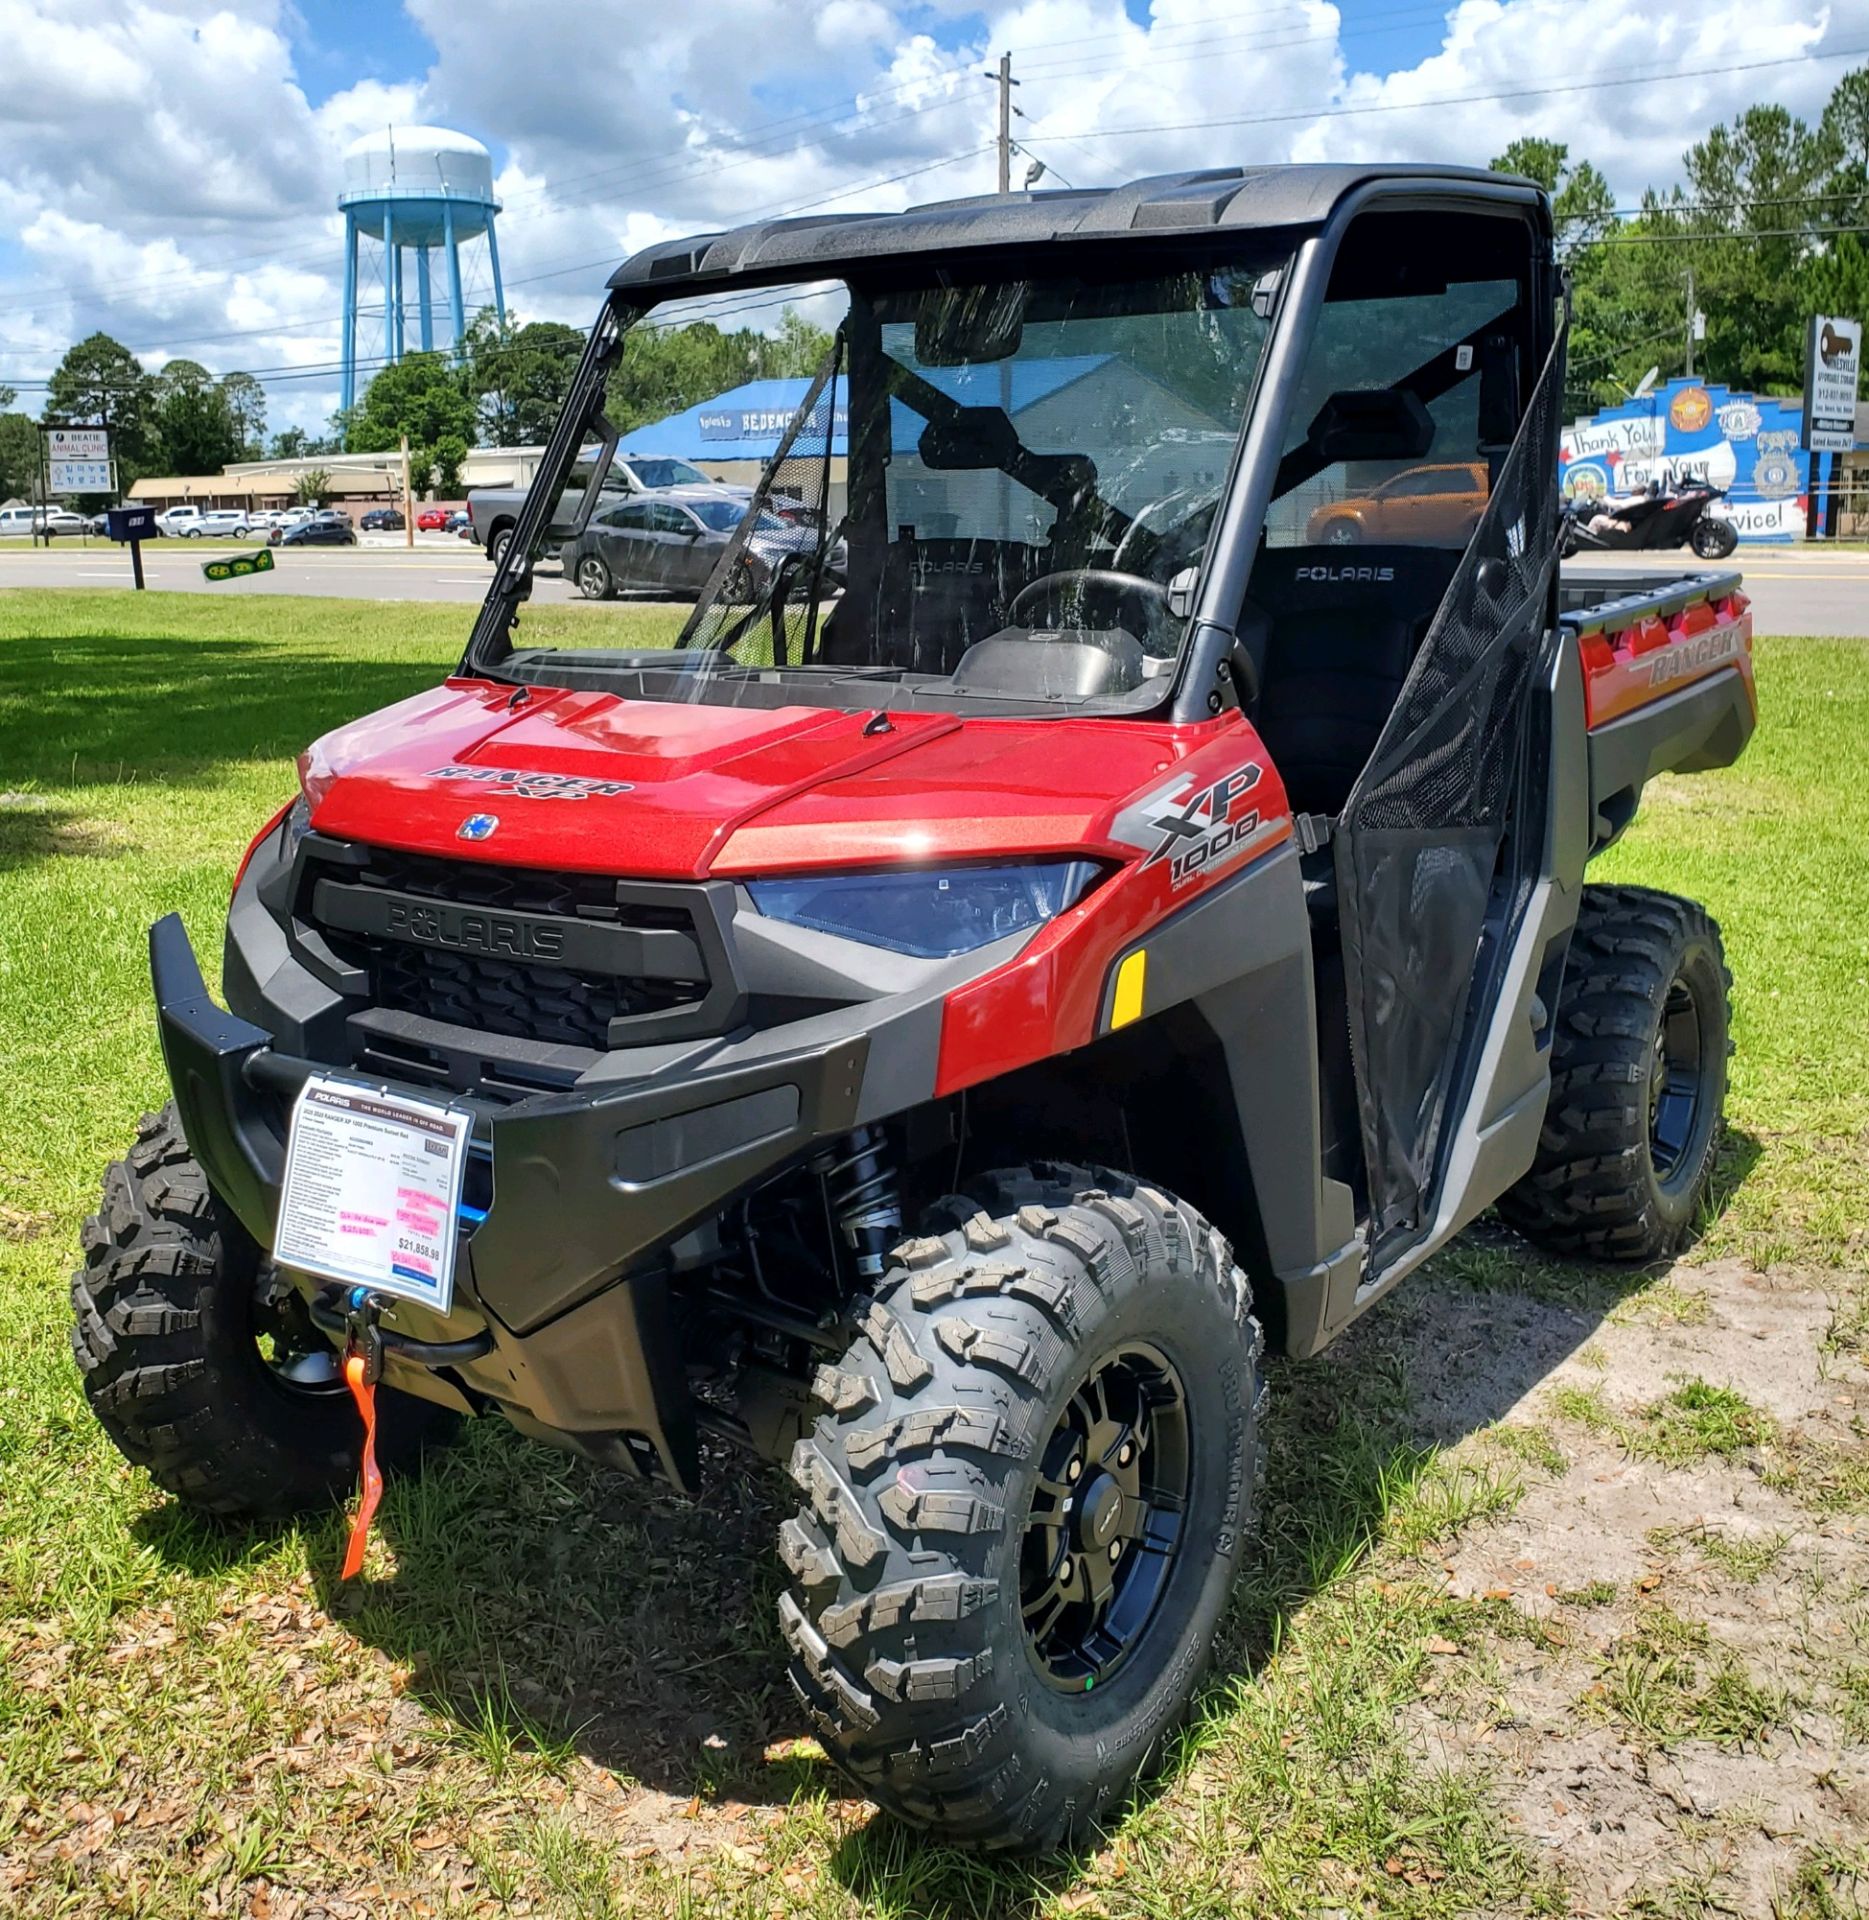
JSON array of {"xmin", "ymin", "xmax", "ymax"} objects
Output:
[
  {"xmin": 382, "ymin": 206, "xmax": 397, "ymax": 366},
  {"xmin": 444, "ymin": 201, "xmax": 466, "ymax": 352},
  {"xmin": 417, "ymin": 248, "xmax": 434, "ymax": 352},
  {"xmin": 487, "ymin": 215, "xmax": 507, "ymax": 327},
  {"xmin": 341, "ymin": 217, "xmax": 358, "ymax": 415}
]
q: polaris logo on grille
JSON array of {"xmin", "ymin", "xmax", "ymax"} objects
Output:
[
  {"xmin": 1294, "ymin": 564, "xmax": 1395, "ymax": 583},
  {"xmin": 385, "ymin": 900, "xmax": 566, "ymax": 961}
]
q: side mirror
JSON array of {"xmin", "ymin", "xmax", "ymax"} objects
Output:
[{"xmin": 1166, "ymin": 566, "xmax": 1200, "ymax": 621}]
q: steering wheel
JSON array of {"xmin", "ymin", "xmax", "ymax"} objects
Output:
[{"xmin": 1007, "ymin": 569, "xmax": 1176, "ymax": 652}]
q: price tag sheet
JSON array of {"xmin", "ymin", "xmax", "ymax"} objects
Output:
[{"xmin": 274, "ymin": 1076, "xmax": 471, "ymax": 1313}]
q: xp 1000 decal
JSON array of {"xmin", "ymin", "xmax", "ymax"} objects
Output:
[{"xmin": 1113, "ymin": 761, "xmax": 1282, "ymax": 890}]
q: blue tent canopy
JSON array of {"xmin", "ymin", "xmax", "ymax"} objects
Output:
[{"xmin": 619, "ymin": 356, "xmax": 1115, "ymax": 464}]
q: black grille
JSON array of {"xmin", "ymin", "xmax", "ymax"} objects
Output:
[{"xmin": 304, "ymin": 848, "xmax": 712, "ymax": 1053}]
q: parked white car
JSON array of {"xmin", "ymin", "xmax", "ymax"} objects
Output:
[
  {"xmin": 42, "ymin": 507, "xmax": 88, "ymax": 536},
  {"xmin": 156, "ymin": 505, "xmax": 203, "ymax": 536},
  {"xmin": 0, "ymin": 505, "xmax": 41, "ymax": 536},
  {"xmin": 195, "ymin": 509, "xmax": 257, "ymax": 537}
]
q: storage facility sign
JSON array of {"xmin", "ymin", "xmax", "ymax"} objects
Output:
[
  {"xmin": 698, "ymin": 401, "xmax": 849, "ymax": 443},
  {"xmin": 1559, "ymin": 377, "xmax": 1818, "ymax": 544},
  {"xmin": 1803, "ymin": 315, "xmax": 1861, "ymax": 454}
]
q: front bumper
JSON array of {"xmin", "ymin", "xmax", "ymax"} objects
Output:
[{"xmin": 151, "ymin": 911, "xmax": 888, "ymax": 1487}]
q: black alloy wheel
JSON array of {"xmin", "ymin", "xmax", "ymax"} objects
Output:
[
  {"xmin": 1648, "ymin": 976, "xmax": 1707, "ymax": 1188},
  {"xmin": 1022, "ymin": 1344, "xmax": 1190, "ymax": 1692}
]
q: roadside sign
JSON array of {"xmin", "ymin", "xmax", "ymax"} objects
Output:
[
  {"xmin": 202, "ymin": 548, "xmax": 275, "ymax": 582},
  {"xmin": 46, "ymin": 426, "xmax": 109, "ymax": 462},
  {"xmin": 41, "ymin": 425, "xmax": 114, "ymax": 500},
  {"xmin": 48, "ymin": 459, "xmax": 113, "ymax": 492},
  {"xmin": 1804, "ymin": 315, "xmax": 1862, "ymax": 454}
]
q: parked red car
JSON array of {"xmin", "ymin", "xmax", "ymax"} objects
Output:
[{"xmin": 416, "ymin": 507, "xmax": 453, "ymax": 531}]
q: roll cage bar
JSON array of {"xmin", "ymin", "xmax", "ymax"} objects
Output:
[{"xmin": 461, "ymin": 174, "xmax": 1555, "ymax": 721}]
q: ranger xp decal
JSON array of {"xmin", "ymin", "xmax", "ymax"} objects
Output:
[
  {"xmin": 1113, "ymin": 761, "xmax": 1279, "ymax": 889},
  {"xmin": 427, "ymin": 765, "xmax": 635, "ymax": 800}
]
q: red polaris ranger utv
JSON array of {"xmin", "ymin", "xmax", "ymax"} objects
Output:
[{"xmin": 75, "ymin": 164, "xmax": 1756, "ymax": 1850}]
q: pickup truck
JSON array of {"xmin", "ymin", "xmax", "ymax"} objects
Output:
[{"xmin": 466, "ymin": 451, "xmax": 748, "ymax": 567}]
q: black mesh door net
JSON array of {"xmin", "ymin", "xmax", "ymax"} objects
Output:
[{"xmin": 1331, "ymin": 316, "xmax": 1568, "ymax": 1259}]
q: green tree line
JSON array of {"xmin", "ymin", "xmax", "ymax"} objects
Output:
[
  {"xmin": 1, "ymin": 303, "xmax": 831, "ymax": 503},
  {"xmin": 1494, "ymin": 64, "xmax": 1869, "ymax": 416}
]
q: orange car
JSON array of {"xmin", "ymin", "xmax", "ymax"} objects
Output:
[{"xmin": 1305, "ymin": 460, "xmax": 1489, "ymax": 546}]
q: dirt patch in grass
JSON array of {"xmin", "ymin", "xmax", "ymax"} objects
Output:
[{"xmin": 1387, "ymin": 1255, "xmax": 1869, "ymax": 1919}]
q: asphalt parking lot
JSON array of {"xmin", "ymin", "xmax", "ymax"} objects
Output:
[{"xmin": 0, "ymin": 538, "xmax": 1863, "ymax": 637}]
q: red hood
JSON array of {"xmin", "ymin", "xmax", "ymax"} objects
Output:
[{"xmin": 303, "ymin": 678, "xmax": 1217, "ymax": 878}]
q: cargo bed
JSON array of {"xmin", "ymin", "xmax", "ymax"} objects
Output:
[{"xmin": 1558, "ymin": 566, "xmax": 1755, "ymax": 851}]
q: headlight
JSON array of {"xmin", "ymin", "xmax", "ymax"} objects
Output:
[
  {"xmin": 231, "ymin": 794, "xmax": 310, "ymax": 897},
  {"xmin": 747, "ymin": 860, "xmax": 1100, "ymax": 958}
]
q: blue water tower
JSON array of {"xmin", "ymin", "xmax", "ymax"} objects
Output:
[{"xmin": 338, "ymin": 125, "xmax": 505, "ymax": 416}]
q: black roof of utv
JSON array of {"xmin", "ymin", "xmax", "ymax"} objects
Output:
[{"xmin": 608, "ymin": 163, "xmax": 1551, "ymax": 293}]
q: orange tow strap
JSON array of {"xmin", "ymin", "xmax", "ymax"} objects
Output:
[{"xmin": 340, "ymin": 1349, "xmax": 383, "ymax": 1580}]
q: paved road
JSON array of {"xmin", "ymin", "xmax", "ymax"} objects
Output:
[
  {"xmin": 0, "ymin": 536, "xmax": 589, "ymax": 608},
  {"xmin": 1, "ymin": 540, "xmax": 1864, "ymax": 636}
]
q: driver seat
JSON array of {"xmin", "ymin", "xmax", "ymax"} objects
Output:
[{"xmin": 1254, "ymin": 609, "xmax": 1416, "ymax": 817}]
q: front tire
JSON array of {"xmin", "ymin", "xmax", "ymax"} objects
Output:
[
  {"xmin": 780, "ymin": 1166, "xmax": 1265, "ymax": 1851},
  {"xmin": 1691, "ymin": 516, "xmax": 1739, "ymax": 560},
  {"xmin": 576, "ymin": 553, "xmax": 613, "ymax": 600},
  {"xmin": 1500, "ymin": 886, "xmax": 1731, "ymax": 1261},
  {"xmin": 72, "ymin": 1104, "xmax": 458, "ymax": 1518},
  {"xmin": 1321, "ymin": 518, "xmax": 1360, "ymax": 546}
]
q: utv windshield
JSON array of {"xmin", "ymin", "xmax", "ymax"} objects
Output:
[{"xmin": 466, "ymin": 250, "xmax": 1284, "ymax": 713}]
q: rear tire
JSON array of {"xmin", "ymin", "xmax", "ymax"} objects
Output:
[
  {"xmin": 1499, "ymin": 886, "xmax": 1731, "ymax": 1261},
  {"xmin": 72, "ymin": 1104, "xmax": 458, "ymax": 1518},
  {"xmin": 780, "ymin": 1165, "xmax": 1265, "ymax": 1852},
  {"xmin": 487, "ymin": 526, "xmax": 514, "ymax": 569}
]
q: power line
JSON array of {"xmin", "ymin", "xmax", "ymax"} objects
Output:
[
  {"xmin": 1556, "ymin": 189, "xmax": 1865, "ymax": 223},
  {"xmin": 1015, "ymin": 45, "xmax": 1869, "ymax": 148}
]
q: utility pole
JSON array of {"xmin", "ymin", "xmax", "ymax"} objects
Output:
[
  {"xmin": 400, "ymin": 433, "xmax": 414, "ymax": 548},
  {"xmin": 986, "ymin": 51, "xmax": 1017, "ymax": 194},
  {"xmin": 1685, "ymin": 266, "xmax": 1696, "ymax": 380}
]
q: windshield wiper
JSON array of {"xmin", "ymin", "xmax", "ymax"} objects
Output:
[{"xmin": 703, "ymin": 663, "xmax": 906, "ymax": 683}]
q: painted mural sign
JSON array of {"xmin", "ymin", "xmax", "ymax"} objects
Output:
[{"xmin": 1559, "ymin": 377, "xmax": 1826, "ymax": 543}]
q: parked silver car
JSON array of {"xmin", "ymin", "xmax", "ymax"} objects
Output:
[{"xmin": 564, "ymin": 491, "xmax": 845, "ymax": 600}]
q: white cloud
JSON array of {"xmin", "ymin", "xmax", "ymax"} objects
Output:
[{"xmin": 0, "ymin": 0, "xmax": 1862, "ymax": 440}]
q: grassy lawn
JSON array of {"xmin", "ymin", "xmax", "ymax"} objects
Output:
[{"xmin": 0, "ymin": 590, "xmax": 1864, "ymax": 1917}]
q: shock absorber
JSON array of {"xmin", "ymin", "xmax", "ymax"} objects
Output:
[{"xmin": 819, "ymin": 1125, "xmax": 901, "ymax": 1284}]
